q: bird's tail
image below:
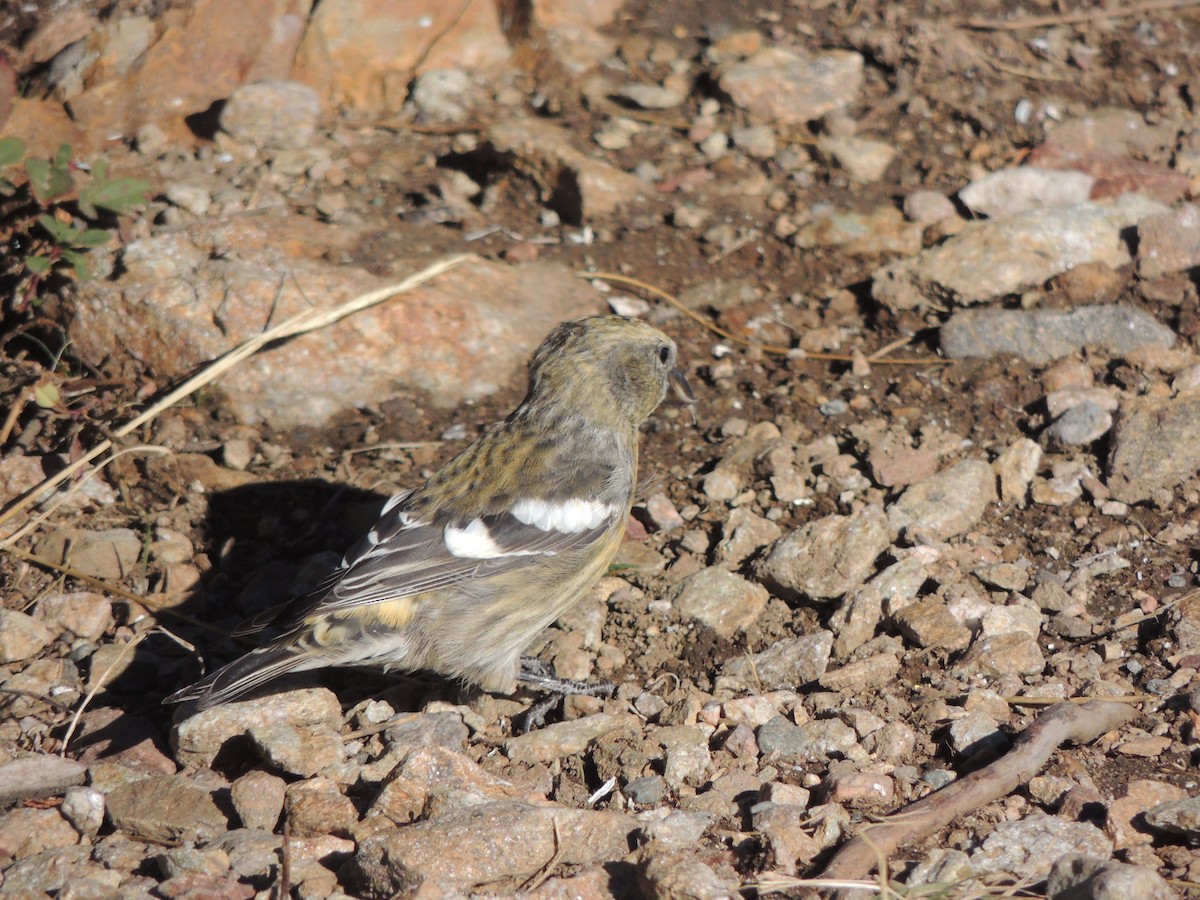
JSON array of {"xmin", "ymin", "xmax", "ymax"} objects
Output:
[{"xmin": 165, "ymin": 644, "xmax": 317, "ymax": 709}]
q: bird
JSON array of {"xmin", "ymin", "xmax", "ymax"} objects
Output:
[{"xmin": 168, "ymin": 314, "xmax": 695, "ymax": 711}]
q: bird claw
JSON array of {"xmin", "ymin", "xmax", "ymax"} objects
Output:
[{"xmin": 516, "ymin": 657, "xmax": 615, "ymax": 732}]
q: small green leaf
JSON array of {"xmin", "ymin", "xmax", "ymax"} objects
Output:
[
  {"xmin": 80, "ymin": 176, "xmax": 150, "ymax": 215},
  {"xmin": 62, "ymin": 249, "xmax": 90, "ymax": 280},
  {"xmin": 33, "ymin": 382, "xmax": 60, "ymax": 409},
  {"xmin": 25, "ymin": 155, "xmax": 74, "ymax": 203},
  {"xmin": 0, "ymin": 136, "xmax": 23, "ymax": 166},
  {"xmin": 53, "ymin": 143, "xmax": 72, "ymax": 169},
  {"xmin": 26, "ymin": 255, "xmax": 52, "ymax": 274},
  {"xmin": 36, "ymin": 214, "xmax": 80, "ymax": 244},
  {"xmin": 74, "ymin": 228, "xmax": 111, "ymax": 247}
]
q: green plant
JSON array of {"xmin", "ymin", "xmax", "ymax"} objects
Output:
[{"xmin": 0, "ymin": 137, "xmax": 149, "ymax": 309}]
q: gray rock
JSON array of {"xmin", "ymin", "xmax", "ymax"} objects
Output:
[
  {"xmin": 625, "ymin": 775, "xmax": 668, "ymax": 805},
  {"xmin": 1107, "ymin": 393, "xmax": 1200, "ymax": 503},
  {"xmin": 0, "ymin": 756, "xmax": 86, "ymax": 806},
  {"xmin": 230, "ymin": 770, "xmax": 286, "ymax": 831},
  {"xmin": 759, "ymin": 506, "xmax": 890, "ymax": 601},
  {"xmin": 887, "ymin": 459, "xmax": 997, "ymax": 542},
  {"xmin": 970, "ymin": 813, "xmax": 1112, "ymax": 877},
  {"xmin": 958, "ymin": 167, "xmax": 1094, "ymax": 219},
  {"xmin": 718, "ymin": 47, "xmax": 863, "ymax": 124},
  {"xmin": 638, "ymin": 848, "xmax": 737, "ymax": 900},
  {"xmin": 1137, "ymin": 202, "xmax": 1200, "ymax": 278},
  {"xmin": 904, "ymin": 189, "xmax": 957, "ymax": 224},
  {"xmin": 32, "ymin": 527, "xmax": 142, "ymax": 580},
  {"xmin": 717, "ymin": 630, "xmax": 833, "ymax": 690},
  {"xmin": 941, "ymin": 305, "xmax": 1175, "ymax": 364},
  {"xmin": 0, "ymin": 610, "xmax": 55, "ymax": 664},
  {"xmin": 105, "ymin": 774, "xmax": 229, "ymax": 844},
  {"xmin": 947, "ymin": 711, "xmax": 1009, "ymax": 758},
  {"xmin": 349, "ymin": 799, "xmax": 635, "ymax": 896},
  {"xmin": 715, "ymin": 507, "xmax": 782, "ymax": 567},
  {"xmin": 384, "ymin": 711, "xmax": 469, "ymax": 752},
  {"xmin": 818, "ymin": 135, "xmax": 896, "ymax": 183},
  {"xmin": 670, "ymin": 568, "xmax": 768, "ymax": 637},
  {"xmin": 172, "ymin": 687, "xmax": 343, "ymax": 768},
  {"xmin": 758, "ymin": 716, "xmax": 858, "ymax": 761},
  {"xmin": 874, "ymin": 194, "xmax": 1167, "ymax": 310},
  {"xmin": 892, "ymin": 598, "xmax": 972, "ymax": 650},
  {"xmin": 59, "ymin": 786, "xmax": 105, "ymax": 836},
  {"xmin": 960, "ymin": 633, "xmax": 1045, "ymax": 677},
  {"xmin": 793, "ymin": 204, "xmax": 924, "ymax": 256},
  {"xmin": 505, "ymin": 713, "xmax": 638, "ymax": 764},
  {"xmin": 247, "ymin": 720, "xmax": 345, "ymax": 777},
  {"xmin": 1144, "ymin": 795, "xmax": 1200, "ymax": 838},
  {"xmin": 408, "ymin": 68, "xmax": 481, "ymax": 123},
  {"xmin": 994, "ymin": 438, "xmax": 1042, "ymax": 505},
  {"xmin": 636, "ymin": 809, "xmax": 713, "ymax": 849},
  {"xmin": 1046, "ymin": 853, "xmax": 1176, "ymax": 899},
  {"xmin": 1046, "ymin": 402, "xmax": 1113, "ymax": 445},
  {"xmin": 219, "ymin": 80, "xmax": 321, "ymax": 149},
  {"xmin": 38, "ymin": 592, "xmax": 113, "ymax": 641}
]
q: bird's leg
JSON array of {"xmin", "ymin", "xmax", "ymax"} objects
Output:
[{"xmin": 517, "ymin": 656, "xmax": 616, "ymax": 732}]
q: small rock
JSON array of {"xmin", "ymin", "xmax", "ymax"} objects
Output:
[
  {"xmin": 349, "ymin": 800, "xmax": 634, "ymax": 896},
  {"xmin": 960, "ymin": 633, "xmax": 1045, "ymax": 677},
  {"xmin": 1046, "ymin": 402, "xmax": 1113, "ymax": 446},
  {"xmin": 759, "ymin": 506, "xmax": 890, "ymax": 601},
  {"xmin": 408, "ymin": 68, "xmax": 481, "ymax": 123},
  {"xmin": 904, "ymin": 189, "xmax": 957, "ymax": 225},
  {"xmin": 730, "ymin": 124, "xmax": 777, "ymax": 159},
  {"xmin": 1144, "ymin": 796, "xmax": 1200, "ymax": 838},
  {"xmin": 753, "ymin": 803, "xmax": 822, "ymax": 873},
  {"xmin": 980, "ymin": 604, "xmax": 1042, "ymax": 637},
  {"xmin": 818, "ymin": 135, "xmax": 896, "ymax": 182},
  {"xmin": 1046, "ymin": 853, "xmax": 1176, "ymax": 900},
  {"xmin": 874, "ymin": 195, "xmax": 1167, "ymax": 310},
  {"xmin": 505, "ymin": 713, "xmax": 638, "ymax": 764},
  {"xmin": 644, "ymin": 493, "xmax": 685, "ymax": 532},
  {"xmin": 715, "ymin": 507, "xmax": 782, "ymax": 567},
  {"xmin": 671, "ymin": 569, "xmax": 768, "ymax": 637},
  {"xmin": 247, "ymin": 720, "xmax": 345, "ymax": 777},
  {"xmin": 947, "ymin": 711, "xmax": 1009, "ymax": 758},
  {"xmin": 718, "ymin": 631, "xmax": 833, "ymax": 690},
  {"xmin": 33, "ymin": 527, "xmax": 142, "ymax": 580},
  {"xmin": 38, "ymin": 592, "xmax": 113, "ymax": 642},
  {"xmin": 1107, "ymin": 393, "xmax": 1200, "ymax": 503},
  {"xmin": 887, "ymin": 459, "xmax": 997, "ymax": 542},
  {"xmin": 0, "ymin": 610, "xmax": 55, "ymax": 664},
  {"xmin": 105, "ymin": 774, "xmax": 229, "ymax": 844},
  {"xmin": 941, "ymin": 305, "xmax": 1176, "ymax": 364},
  {"xmin": 219, "ymin": 80, "xmax": 322, "ymax": 150},
  {"xmin": 230, "ymin": 771, "xmax": 285, "ymax": 831},
  {"xmin": 617, "ymin": 76, "xmax": 690, "ymax": 110},
  {"xmin": 285, "ymin": 777, "xmax": 357, "ymax": 837},
  {"xmin": 221, "ymin": 438, "xmax": 254, "ymax": 471},
  {"xmin": 994, "ymin": 438, "xmax": 1042, "ymax": 505},
  {"xmin": 719, "ymin": 47, "xmax": 864, "ymax": 124},
  {"xmin": 793, "ymin": 204, "xmax": 923, "ymax": 256},
  {"xmin": 638, "ymin": 847, "xmax": 737, "ymax": 899},
  {"xmin": 625, "ymin": 775, "xmax": 667, "ymax": 805},
  {"xmin": 892, "ymin": 598, "xmax": 972, "ymax": 650},
  {"xmin": 970, "ymin": 812, "xmax": 1112, "ymax": 877},
  {"xmin": 818, "ymin": 652, "xmax": 901, "ymax": 692},
  {"xmin": 702, "ymin": 469, "xmax": 741, "ymax": 501},
  {"xmin": 759, "ymin": 717, "xmax": 859, "ymax": 762},
  {"xmin": 1137, "ymin": 202, "xmax": 1200, "ymax": 278},
  {"xmin": 818, "ymin": 771, "xmax": 895, "ymax": 806},
  {"xmin": 1107, "ymin": 779, "xmax": 1186, "ymax": 849},
  {"xmin": 165, "ymin": 183, "xmax": 213, "ymax": 216},
  {"xmin": 369, "ymin": 746, "xmax": 529, "ymax": 824},
  {"xmin": 60, "ymin": 786, "xmax": 105, "ymax": 836},
  {"xmin": 1045, "ymin": 387, "xmax": 1118, "ymax": 418},
  {"xmin": 958, "ymin": 167, "xmax": 1094, "ymax": 219},
  {"xmin": 0, "ymin": 755, "xmax": 86, "ymax": 806}
]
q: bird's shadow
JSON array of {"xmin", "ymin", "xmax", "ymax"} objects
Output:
[{"xmin": 96, "ymin": 477, "xmax": 461, "ymax": 733}]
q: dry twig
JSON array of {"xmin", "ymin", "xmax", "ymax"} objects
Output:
[{"xmin": 815, "ymin": 701, "xmax": 1137, "ymax": 892}]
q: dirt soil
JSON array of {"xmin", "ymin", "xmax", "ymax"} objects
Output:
[{"xmin": 2, "ymin": 0, "xmax": 1200, "ymax": 897}]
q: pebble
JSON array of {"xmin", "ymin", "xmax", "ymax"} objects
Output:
[
  {"xmin": 818, "ymin": 771, "xmax": 894, "ymax": 805},
  {"xmin": 625, "ymin": 775, "xmax": 667, "ymax": 805},
  {"xmin": 874, "ymin": 194, "xmax": 1167, "ymax": 310},
  {"xmin": 221, "ymin": 437, "xmax": 254, "ymax": 471},
  {"xmin": 892, "ymin": 598, "xmax": 972, "ymax": 650},
  {"xmin": 60, "ymin": 786, "xmax": 105, "ymax": 836},
  {"xmin": 285, "ymin": 776, "xmax": 357, "ymax": 837},
  {"xmin": 1044, "ymin": 387, "xmax": 1118, "ymax": 418},
  {"xmin": 1107, "ymin": 780, "xmax": 1186, "ymax": 849},
  {"xmin": 1144, "ymin": 796, "xmax": 1200, "ymax": 838},
  {"xmin": 702, "ymin": 468, "xmax": 741, "ymax": 501},
  {"xmin": 887, "ymin": 459, "xmax": 997, "ymax": 543},
  {"xmin": 753, "ymin": 803, "xmax": 821, "ymax": 873},
  {"xmin": 969, "ymin": 812, "xmax": 1112, "ymax": 877},
  {"xmin": 248, "ymin": 719, "xmax": 345, "ymax": 777},
  {"xmin": 105, "ymin": 774, "xmax": 229, "ymax": 844},
  {"xmin": 1107, "ymin": 393, "xmax": 1200, "ymax": 503},
  {"xmin": 941, "ymin": 305, "xmax": 1176, "ymax": 364},
  {"xmin": 164, "ymin": 183, "xmax": 212, "ymax": 216},
  {"xmin": 793, "ymin": 204, "xmax": 923, "ymax": 256},
  {"xmin": 616, "ymin": 76, "xmax": 689, "ymax": 110},
  {"xmin": 1137, "ymin": 202, "xmax": 1200, "ymax": 278},
  {"xmin": 715, "ymin": 507, "xmax": 782, "ymax": 567},
  {"xmin": 718, "ymin": 47, "xmax": 864, "ymax": 124},
  {"xmin": 960, "ymin": 632, "xmax": 1045, "ymax": 677},
  {"xmin": 1046, "ymin": 853, "xmax": 1176, "ymax": 900},
  {"xmin": 818, "ymin": 135, "xmax": 897, "ymax": 182},
  {"xmin": 230, "ymin": 770, "xmax": 286, "ymax": 831},
  {"xmin": 638, "ymin": 849, "xmax": 736, "ymax": 900},
  {"xmin": 505, "ymin": 713, "xmax": 638, "ymax": 764},
  {"xmin": 993, "ymin": 438, "xmax": 1042, "ymax": 506},
  {"xmin": 818, "ymin": 652, "xmax": 901, "ymax": 692},
  {"xmin": 671, "ymin": 568, "xmax": 768, "ymax": 637},
  {"xmin": 0, "ymin": 610, "xmax": 55, "ymax": 663},
  {"xmin": 38, "ymin": 591, "xmax": 113, "ymax": 641},
  {"xmin": 958, "ymin": 167, "xmax": 1094, "ymax": 219},
  {"xmin": 219, "ymin": 80, "xmax": 322, "ymax": 149},
  {"xmin": 717, "ymin": 631, "xmax": 833, "ymax": 690},
  {"xmin": 408, "ymin": 68, "xmax": 480, "ymax": 123},
  {"xmin": 947, "ymin": 711, "xmax": 1009, "ymax": 758},
  {"xmin": 1045, "ymin": 402, "xmax": 1113, "ymax": 445},
  {"xmin": 0, "ymin": 755, "xmax": 86, "ymax": 806},
  {"xmin": 759, "ymin": 506, "xmax": 890, "ymax": 601},
  {"xmin": 33, "ymin": 526, "xmax": 142, "ymax": 580},
  {"xmin": 730, "ymin": 124, "xmax": 777, "ymax": 159},
  {"xmin": 904, "ymin": 189, "xmax": 957, "ymax": 224}
]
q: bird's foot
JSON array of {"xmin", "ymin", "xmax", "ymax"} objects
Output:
[{"xmin": 516, "ymin": 656, "xmax": 615, "ymax": 732}]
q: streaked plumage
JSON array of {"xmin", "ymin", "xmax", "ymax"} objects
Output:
[{"xmin": 168, "ymin": 315, "xmax": 694, "ymax": 709}]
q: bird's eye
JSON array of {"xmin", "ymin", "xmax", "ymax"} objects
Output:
[{"xmin": 657, "ymin": 346, "xmax": 671, "ymax": 364}]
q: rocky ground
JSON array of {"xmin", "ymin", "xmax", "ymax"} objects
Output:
[{"xmin": 2, "ymin": 0, "xmax": 1200, "ymax": 897}]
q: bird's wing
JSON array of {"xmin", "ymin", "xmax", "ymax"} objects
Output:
[{"xmin": 294, "ymin": 490, "xmax": 619, "ymax": 617}]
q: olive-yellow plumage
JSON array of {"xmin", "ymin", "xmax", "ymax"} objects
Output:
[{"xmin": 168, "ymin": 315, "xmax": 693, "ymax": 709}]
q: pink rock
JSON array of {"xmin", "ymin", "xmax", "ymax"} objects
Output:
[
  {"xmin": 72, "ymin": 215, "xmax": 600, "ymax": 428},
  {"xmin": 292, "ymin": 0, "xmax": 510, "ymax": 114}
]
